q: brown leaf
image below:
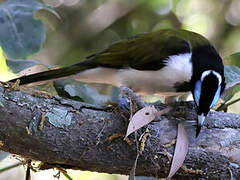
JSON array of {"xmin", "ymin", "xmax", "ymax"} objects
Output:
[
  {"xmin": 17, "ymin": 64, "xmax": 49, "ymax": 77},
  {"xmin": 167, "ymin": 123, "xmax": 189, "ymax": 179},
  {"xmin": 125, "ymin": 106, "xmax": 157, "ymax": 138},
  {"xmin": 155, "ymin": 106, "xmax": 172, "ymax": 117}
]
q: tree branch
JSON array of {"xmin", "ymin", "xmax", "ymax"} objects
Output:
[{"xmin": 0, "ymin": 86, "xmax": 239, "ymax": 179}]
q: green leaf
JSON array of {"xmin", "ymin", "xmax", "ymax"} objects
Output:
[
  {"xmin": 53, "ymin": 79, "xmax": 111, "ymax": 105},
  {"xmin": 6, "ymin": 59, "xmax": 51, "ymax": 73},
  {"xmin": 224, "ymin": 52, "xmax": 240, "ymax": 67},
  {"xmin": 7, "ymin": 59, "xmax": 41, "ymax": 73},
  {"xmin": 224, "ymin": 65, "xmax": 240, "ymax": 84},
  {"xmin": 0, "ymin": 46, "xmax": 16, "ymax": 81},
  {"xmin": 222, "ymin": 65, "xmax": 240, "ymax": 101},
  {"xmin": 0, "ymin": 0, "xmax": 58, "ymax": 59},
  {"xmin": 222, "ymin": 53, "xmax": 240, "ymax": 102}
]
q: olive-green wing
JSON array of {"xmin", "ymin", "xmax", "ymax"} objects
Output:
[{"xmin": 93, "ymin": 29, "xmax": 209, "ymax": 70}]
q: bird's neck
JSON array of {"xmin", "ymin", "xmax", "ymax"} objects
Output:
[{"xmin": 191, "ymin": 44, "xmax": 223, "ymax": 81}]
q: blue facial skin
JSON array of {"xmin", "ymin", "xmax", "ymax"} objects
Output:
[
  {"xmin": 194, "ymin": 80, "xmax": 221, "ymax": 108},
  {"xmin": 194, "ymin": 80, "xmax": 202, "ymax": 106},
  {"xmin": 210, "ymin": 85, "xmax": 221, "ymax": 108}
]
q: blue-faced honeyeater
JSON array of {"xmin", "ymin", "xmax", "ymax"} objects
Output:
[{"xmin": 9, "ymin": 29, "xmax": 226, "ymax": 137}]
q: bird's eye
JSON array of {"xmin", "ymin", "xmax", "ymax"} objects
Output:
[
  {"xmin": 194, "ymin": 80, "xmax": 201, "ymax": 106},
  {"xmin": 210, "ymin": 85, "xmax": 221, "ymax": 108}
]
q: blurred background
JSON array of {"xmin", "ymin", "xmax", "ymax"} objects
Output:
[
  {"xmin": 1, "ymin": 0, "xmax": 240, "ymax": 179},
  {"xmin": 36, "ymin": 0, "xmax": 240, "ymax": 66}
]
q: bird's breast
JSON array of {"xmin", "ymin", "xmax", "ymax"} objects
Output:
[
  {"xmin": 75, "ymin": 52, "xmax": 193, "ymax": 97},
  {"xmin": 118, "ymin": 52, "xmax": 193, "ymax": 95}
]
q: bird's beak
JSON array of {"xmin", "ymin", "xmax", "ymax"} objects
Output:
[{"xmin": 196, "ymin": 114, "xmax": 205, "ymax": 138}]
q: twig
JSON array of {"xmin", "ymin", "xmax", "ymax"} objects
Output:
[
  {"xmin": 216, "ymin": 97, "xmax": 240, "ymax": 112},
  {"xmin": 0, "ymin": 162, "xmax": 22, "ymax": 173}
]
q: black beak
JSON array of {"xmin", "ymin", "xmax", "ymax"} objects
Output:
[
  {"xmin": 196, "ymin": 114, "xmax": 205, "ymax": 138},
  {"xmin": 196, "ymin": 125, "xmax": 201, "ymax": 138}
]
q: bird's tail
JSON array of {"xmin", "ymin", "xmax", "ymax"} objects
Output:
[{"xmin": 8, "ymin": 60, "xmax": 98, "ymax": 85}]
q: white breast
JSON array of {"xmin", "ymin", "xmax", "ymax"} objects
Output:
[{"xmin": 74, "ymin": 52, "xmax": 193, "ymax": 97}]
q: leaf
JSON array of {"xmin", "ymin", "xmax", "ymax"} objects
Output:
[
  {"xmin": 222, "ymin": 65, "xmax": 240, "ymax": 101},
  {"xmin": 0, "ymin": 0, "xmax": 58, "ymax": 59},
  {"xmin": 222, "ymin": 53, "xmax": 240, "ymax": 102},
  {"xmin": 35, "ymin": 8, "xmax": 60, "ymax": 31},
  {"xmin": 0, "ymin": 47, "xmax": 15, "ymax": 81},
  {"xmin": 167, "ymin": 123, "xmax": 189, "ymax": 179},
  {"xmin": 6, "ymin": 59, "xmax": 51, "ymax": 73},
  {"xmin": 224, "ymin": 52, "xmax": 240, "ymax": 67},
  {"xmin": 224, "ymin": 65, "xmax": 240, "ymax": 84},
  {"xmin": 155, "ymin": 106, "xmax": 172, "ymax": 117},
  {"xmin": 53, "ymin": 79, "xmax": 111, "ymax": 105},
  {"xmin": 125, "ymin": 106, "xmax": 158, "ymax": 138}
]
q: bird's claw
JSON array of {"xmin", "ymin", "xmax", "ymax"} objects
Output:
[{"xmin": 117, "ymin": 97, "xmax": 130, "ymax": 114}]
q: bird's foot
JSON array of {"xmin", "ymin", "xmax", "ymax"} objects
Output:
[
  {"xmin": 172, "ymin": 100, "xmax": 196, "ymax": 110},
  {"xmin": 120, "ymin": 86, "xmax": 146, "ymax": 108},
  {"xmin": 119, "ymin": 86, "xmax": 146, "ymax": 113},
  {"xmin": 182, "ymin": 100, "xmax": 196, "ymax": 110},
  {"xmin": 108, "ymin": 86, "xmax": 146, "ymax": 116},
  {"xmin": 117, "ymin": 97, "xmax": 130, "ymax": 114}
]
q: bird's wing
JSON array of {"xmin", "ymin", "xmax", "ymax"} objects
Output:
[{"xmin": 93, "ymin": 29, "xmax": 208, "ymax": 70}]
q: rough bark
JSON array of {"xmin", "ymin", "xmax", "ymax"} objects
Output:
[{"xmin": 0, "ymin": 86, "xmax": 239, "ymax": 179}]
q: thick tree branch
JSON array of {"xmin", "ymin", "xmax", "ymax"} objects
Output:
[{"xmin": 0, "ymin": 86, "xmax": 239, "ymax": 179}]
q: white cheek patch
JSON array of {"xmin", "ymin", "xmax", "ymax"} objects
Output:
[
  {"xmin": 212, "ymin": 71, "xmax": 222, "ymax": 85},
  {"xmin": 201, "ymin": 70, "xmax": 211, "ymax": 81}
]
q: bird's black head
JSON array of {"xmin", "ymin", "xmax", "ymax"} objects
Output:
[
  {"xmin": 190, "ymin": 44, "xmax": 225, "ymax": 137},
  {"xmin": 193, "ymin": 70, "xmax": 224, "ymax": 136}
]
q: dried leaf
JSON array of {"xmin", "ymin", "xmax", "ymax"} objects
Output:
[
  {"xmin": 125, "ymin": 106, "xmax": 157, "ymax": 138},
  {"xmin": 6, "ymin": 59, "xmax": 50, "ymax": 74},
  {"xmin": 17, "ymin": 64, "xmax": 49, "ymax": 77},
  {"xmin": 155, "ymin": 107, "xmax": 172, "ymax": 117},
  {"xmin": 167, "ymin": 123, "xmax": 189, "ymax": 179}
]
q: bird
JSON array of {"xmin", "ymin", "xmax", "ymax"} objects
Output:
[{"xmin": 8, "ymin": 29, "xmax": 225, "ymax": 137}]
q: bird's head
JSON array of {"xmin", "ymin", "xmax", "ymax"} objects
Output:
[{"xmin": 193, "ymin": 70, "xmax": 224, "ymax": 137}]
